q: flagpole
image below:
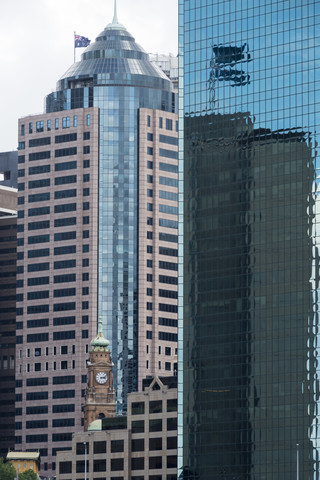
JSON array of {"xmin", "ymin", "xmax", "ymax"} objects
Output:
[{"xmin": 74, "ymin": 31, "xmax": 76, "ymax": 63}]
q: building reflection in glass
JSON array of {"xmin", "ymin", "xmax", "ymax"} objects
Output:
[{"xmin": 179, "ymin": 1, "xmax": 320, "ymax": 478}]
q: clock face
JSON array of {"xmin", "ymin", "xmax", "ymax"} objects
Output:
[{"xmin": 96, "ymin": 371, "xmax": 108, "ymax": 384}]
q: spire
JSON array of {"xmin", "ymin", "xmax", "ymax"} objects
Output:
[
  {"xmin": 106, "ymin": 0, "xmax": 126, "ymax": 30},
  {"xmin": 112, "ymin": 0, "xmax": 118, "ymax": 24}
]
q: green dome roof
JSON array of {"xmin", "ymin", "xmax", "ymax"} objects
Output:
[{"xmin": 90, "ymin": 317, "xmax": 110, "ymax": 351}]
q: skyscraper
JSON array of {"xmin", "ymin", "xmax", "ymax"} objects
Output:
[
  {"xmin": 16, "ymin": 6, "xmax": 178, "ymax": 478},
  {"xmin": 179, "ymin": 1, "xmax": 320, "ymax": 479}
]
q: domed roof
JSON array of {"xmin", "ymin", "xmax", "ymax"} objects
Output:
[
  {"xmin": 56, "ymin": 2, "xmax": 171, "ymax": 91},
  {"xmin": 90, "ymin": 317, "xmax": 110, "ymax": 351}
]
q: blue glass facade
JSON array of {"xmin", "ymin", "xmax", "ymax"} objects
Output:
[
  {"xmin": 47, "ymin": 24, "xmax": 176, "ymax": 409},
  {"xmin": 180, "ymin": 0, "xmax": 320, "ymax": 478}
]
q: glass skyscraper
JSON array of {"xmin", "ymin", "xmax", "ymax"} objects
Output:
[
  {"xmin": 46, "ymin": 16, "xmax": 176, "ymax": 407},
  {"xmin": 179, "ymin": 1, "xmax": 320, "ymax": 479}
]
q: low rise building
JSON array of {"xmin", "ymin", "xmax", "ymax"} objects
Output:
[{"xmin": 56, "ymin": 376, "xmax": 177, "ymax": 480}]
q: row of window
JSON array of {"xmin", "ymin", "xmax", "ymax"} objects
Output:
[
  {"xmin": 18, "ymin": 174, "xmax": 90, "ymax": 192},
  {"xmin": 146, "ymin": 331, "xmax": 178, "ymax": 342},
  {"xmin": 16, "ymin": 301, "xmax": 89, "ymax": 316},
  {"xmin": 17, "ymin": 360, "xmax": 80, "ymax": 374},
  {"xmin": 146, "ymin": 115, "xmax": 177, "ymax": 132},
  {"xmin": 60, "ymin": 455, "xmax": 177, "ymax": 474},
  {"xmin": 17, "ymin": 258, "xmax": 89, "ymax": 276},
  {"xmin": 17, "ymin": 330, "xmax": 88, "ymax": 342},
  {"xmin": 20, "ymin": 115, "xmax": 91, "ymax": 136}
]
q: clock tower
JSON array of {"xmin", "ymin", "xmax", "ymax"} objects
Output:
[{"xmin": 84, "ymin": 317, "xmax": 116, "ymax": 431}]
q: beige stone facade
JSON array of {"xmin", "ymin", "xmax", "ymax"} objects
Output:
[
  {"xmin": 57, "ymin": 376, "xmax": 177, "ymax": 480},
  {"xmin": 15, "ymin": 108, "xmax": 99, "ymax": 472},
  {"xmin": 138, "ymin": 109, "xmax": 178, "ymax": 387}
]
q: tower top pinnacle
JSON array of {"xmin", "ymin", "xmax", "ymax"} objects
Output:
[
  {"xmin": 106, "ymin": 0, "xmax": 126, "ymax": 30},
  {"xmin": 112, "ymin": 0, "xmax": 118, "ymax": 24}
]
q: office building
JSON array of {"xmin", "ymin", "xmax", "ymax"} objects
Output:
[
  {"xmin": 179, "ymin": 1, "xmax": 320, "ymax": 479},
  {"xmin": 0, "ymin": 162, "xmax": 17, "ymax": 456},
  {"xmin": 56, "ymin": 376, "xmax": 177, "ymax": 480},
  {"xmin": 15, "ymin": 6, "xmax": 178, "ymax": 477}
]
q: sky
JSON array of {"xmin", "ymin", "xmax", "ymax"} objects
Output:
[{"xmin": 0, "ymin": 0, "xmax": 178, "ymax": 152}]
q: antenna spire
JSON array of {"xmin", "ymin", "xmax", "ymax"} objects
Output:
[{"xmin": 113, "ymin": 0, "xmax": 119, "ymax": 24}]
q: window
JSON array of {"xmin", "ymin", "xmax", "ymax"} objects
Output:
[
  {"xmin": 27, "ymin": 333, "xmax": 49, "ymax": 342},
  {"xmin": 149, "ymin": 438, "xmax": 162, "ymax": 450},
  {"xmin": 147, "ymin": 132, "xmax": 153, "ymax": 141},
  {"xmin": 62, "ymin": 116, "xmax": 70, "ymax": 129},
  {"xmin": 54, "ymin": 189, "xmax": 77, "ymax": 199},
  {"xmin": 159, "ymin": 134, "xmax": 178, "ymax": 145},
  {"xmin": 83, "ymin": 173, "xmax": 90, "ymax": 182},
  {"xmin": 55, "ymin": 161, "xmax": 77, "ymax": 171},
  {"xmin": 86, "ymin": 114, "xmax": 91, "ymax": 126},
  {"xmin": 131, "ymin": 458, "xmax": 144, "ymax": 471},
  {"xmin": 159, "ymin": 149, "xmax": 178, "ymax": 160},
  {"xmin": 147, "ymin": 259, "xmax": 153, "ymax": 268},
  {"xmin": 159, "ymin": 204, "xmax": 178, "ymax": 215},
  {"xmin": 73, "ymin": 115, "xmax": 78, "ymax": 127},
  {"xmin": 53, "ymin": 404, "xmax": 75, "ymax": 413},
  {"xmin": 29, "ymin": 122, "xmax": 33, "ymax": 134},
  {"xmin": 147, "ymin": 115, "xmax": 151, "ymax": 126},
  {"xmin": 147, "ymin": 203, "xmax": 153, "ymax": 211},
  {"xmin": 147, "ymin": 217, "xmax": 153, "ymax": 225},
  {"xmin": 53, "ymin": 331, "xmax": 75, "ymax": 340},
  {"xmin": 167, "ymin": 456, "xmax": 177, "ymax": 469},
  {"xmin": 83, "ymin": 146, "xmax": 90, "ymax": 154},
  {"xmin": 53, "ymin": 316, "xmax": 75, "ymax": 326},
  {"xmin": 167, "ymin": 417, "xmax": 177, "ymax": 431},
  {"xmin": 54, "ymin": 245, "xmax": 76, "ymax": 255},
  {"xmin": 159, "ymin": 218, "xmax": 178, "ymax": 229},
  {"xmin": 111, "ymin": 459, "xmax": 123, "ymax": 471},
  {"xmin": 94, "ymin": 441, "xmax": 106, "ymax": 454},
  {"xmin": 29, "ymin": 151, "xmax": 50, "ymax": 161},
  {"xmin": 54, "ymin": 217, "xmax": 77, "ymax": 227},
  {"xmin": 28, "ymin": 179, "xmax": 50, "ymax": 190},
  {"xmin": 131, "ymin": 401, "xmax": 145, "ymax": 415},
  {"xmin": 54, "ymin": 203, "xmax": 76, "ymax": 213},
  {"xmin": 52, "ymin": 390, "xmax": 75, "ymax": 399},
  {"xmin": 147, "ymin": 231, "xmax": 153, "ymax": 240},
  {"xmin": 28, "ymin": 206, "xmax": 50, "ymax": 216},
  {"xmin": 149, "ymin": 457, "xmax": 162, "ymax": 469},
  {"xmin": 47, "ymin": 119, "xmax": 51, "ymax": 131},
  {"xmin": 159, "ymin": 162, "xmax": 178, "ymax": 174},
  {"xmin": 55, "ymin": 147, "xmax": 77, "ymax": 157},
  {"xmin": 94, "ymin": 459, "xmax": 106, "ymax": 472},
  {"xmin": 55, "ymin": 175, "xmax": 77, "ymax": 185},
  {"xmin": 55, "ymin": 118, "xmax": 59, "ymax": 129},
  {"xmin": 111, "ymin": 440, "xmax": 124, "ymax": 453},
  {"xmin": 159, "ymin": 117, "xmax": 163, "ymax": 128},
  {"xmin": 159, "ymin": 176, "xmax": 178, "ymax": 187},
  {"xmin": 55, "ymin": 133, "xmax": 77, "ymax": 144},
  {"xmin": 147, "ymin": 147, "xmax": 154, "ymax": 155},
  {"xmin": 29, "ymin": 193, "xmax": 50, "ymax": 203},
  {"xmin": 131, "ymin": 420, "xmax": 144, "ymax": 433},
  {"xmin": 36, "ymin": 121, "xmax": 44, "ymax": 132},
  {"xmin": 166, "ymin": 118, "xmax": 173, "ymax": 130},
  {"xmin": 54, "ymin": 259, "xmax": 76, "ymax": 269},
  {"xmin": 147, "ymin": 160, "xmax": 153, "ymax": 169},
  {"xmin": 147, "ymin": 174, "xmax": 153, "ymax": 183}
]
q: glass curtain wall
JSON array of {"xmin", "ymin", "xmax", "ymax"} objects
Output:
[{"xmin": 180, "ymin": 1, "xmax": 320, "ymax": 478}]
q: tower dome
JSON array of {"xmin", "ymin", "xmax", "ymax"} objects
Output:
[{"xmin": 90, "ymin": 317, "xmax": 110, "ymax": 352}]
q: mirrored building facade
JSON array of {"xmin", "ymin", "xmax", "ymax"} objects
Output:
[{"xmin": 179, "ymin": 1, "xmax": 320, "ymax": 479}]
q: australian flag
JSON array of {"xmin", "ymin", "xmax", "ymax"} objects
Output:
[{"xmin": 74, "ymin": 34, "xmax": 91, "ymax": 48}]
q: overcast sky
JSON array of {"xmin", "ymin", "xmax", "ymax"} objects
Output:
[{"xmin": 0, "ymin": 0, "xmax": 178, "ymax": 152}]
